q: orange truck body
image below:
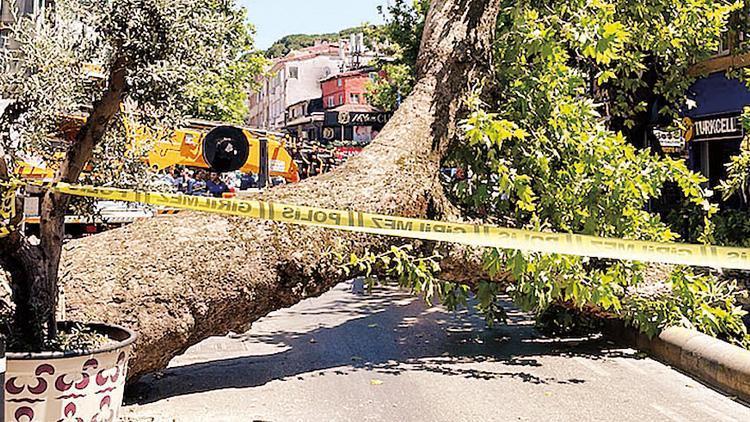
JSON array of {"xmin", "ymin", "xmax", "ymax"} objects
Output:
[
  {"xmin": 15, "ymin": 118, "xmax": 300, "ymax": 183},
  {"xmin": 143, "ymin": 120, "xmax": 300, "ymax": 182}
]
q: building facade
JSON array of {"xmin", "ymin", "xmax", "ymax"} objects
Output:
[
  {"xmin": 284, "ymin": 98, "xmax": 325, "ymax": 144},
  {"xmin": 320, "ymin": 68, "xmax": 378, "ymax": 110},
  {"xmin": 677, "ymin": 26, "xmax": 750, "ymax": 195},
  {"xmin": 313, "ymin": 67, "xmax": 390, "ymax": 145},
  {"xmin": 247, "ymin": 42, "xmax": 344, "ymax": 130},
  {"xmin": 247, "ymin": 39, "xmax": 378, "ymax": 130}
]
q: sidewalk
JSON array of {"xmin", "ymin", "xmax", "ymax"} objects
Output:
[{"xmin": 123, "ymin": 282, "xmax": 750, "ymax": 421}]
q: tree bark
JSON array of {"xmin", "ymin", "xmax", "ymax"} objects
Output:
[{"xmin": 60, "ymin": 0, "xmax": 503, "ymax": 380}]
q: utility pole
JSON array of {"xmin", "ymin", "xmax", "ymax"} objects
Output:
[{"xmin": 258, "ymin": 137, "xmax": 270, "ymax": 189}]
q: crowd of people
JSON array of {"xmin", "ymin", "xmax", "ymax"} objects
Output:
[
  {"xmin": 162, "ymin": 168, "xmax": 261, "ymax": 196},
  {"xmin": 161, "ymin": 142, "xmax": 359, "ymax": 194},
  {"xmin": 288, "ymin": 143, "xmax": 337, "ymax": 180}
]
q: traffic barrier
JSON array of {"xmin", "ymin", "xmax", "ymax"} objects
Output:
[
  {"xmin": 3, "ymin": 180, "xmax": 750, "ymax": 270},
  {"xmin": 156, "ymin": 209, "xmax": 181, "ymax": 215}
]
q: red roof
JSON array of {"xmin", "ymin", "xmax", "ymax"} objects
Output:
[
  {"xmin": 271, "ymin": 43, "xmax": 344, "ymax": 69},
  {"xmin": 320, "ymin": 68, "xmax": 373, "ymax": 83}
]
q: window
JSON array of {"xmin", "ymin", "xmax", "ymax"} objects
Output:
[
  {"xmin": 337, "ymin": 78, "xmax": 343, "ymax": 87},
  {"xmin": 289, "ymin": 66, "xmax": 299, "ymax": 79},
  {"xmin": 327, "ymin": 97, "xmax": 335, "ymax": 107},
  {"xmin": 338, "ymin": 94, "xmax": 344, "ymax": 105},
  {"xmin": 0, "ymin": 29, "xmax": 10, "ymax": 49},
  {"xmin": 350, "ymin": 93, "xmax": 360, "ymax": 104}
]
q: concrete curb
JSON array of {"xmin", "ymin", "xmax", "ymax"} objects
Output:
[{"xmin": 605, "ymin": 320, "xmax": 750, "ymax": 402}]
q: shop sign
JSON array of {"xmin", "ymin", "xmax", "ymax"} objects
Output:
[
  {"xmin": 335, "ymin": 146, "xmax": 364, "ymax": 161},
  {"xmin": 685, "ymin": 112, "xmax": 743, "ymax": 142},
  {"xmin": 653, "ymin": 128, "xmax": 686, "ymax": 156},
  {"xmin": 270, "ymin": 159, "xmax": 287, "ymax": 173},
  {"xmin": 653, "ymin": 128, "xmax": 684, "ymax": 150},
  {"xmin": 322, "ymin": 127, "xmax": 336, "ymax": 141},
  {"xmin": 325, "ymin": 111, "xmax": 392, "ymax": 127}
]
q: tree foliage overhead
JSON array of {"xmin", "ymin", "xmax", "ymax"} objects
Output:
[
  {"xmin": 469, "ymin": 0, "xmax": 749, "ymax": 345},
  {"xmin": 366, "ymin": 0, "xmax": 429, "ymax": 110},
  {"xmin": 1, "ymin": 0, "xmax": 263, "ymax": 177},
  {"xmin": 0, "ymin": 0, "xmax": 264, "ymax": 349},
  {"xmin": 183, "ymin": 13, "xmax": 268, "ymax": 124},
  {"xmin": 362, "ymin": 0, "xmax": 750, "ymax": 346}
]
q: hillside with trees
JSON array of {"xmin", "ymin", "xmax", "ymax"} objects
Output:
[{"xmin": 265, "ymin": 26, "xmax": 373, "ymax": 58}]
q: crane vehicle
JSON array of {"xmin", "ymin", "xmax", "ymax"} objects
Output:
[{"xmin": 13, "ymin": 116, "xmax": 300, "ymax": 236}]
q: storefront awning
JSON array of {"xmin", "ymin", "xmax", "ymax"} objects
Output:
[{"xmin": 686, "ymin": 72, "xmax": 750, "ymax": 118}]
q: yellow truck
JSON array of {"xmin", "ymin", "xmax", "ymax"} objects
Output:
[
  {"xmin": 14, "ymin": 117, "xmax": 300, "ymax": 237},
  {"xmin": 139, "ymin": 119, "xmax": 300, "ymax": 183},
  {"xmin": 16, "ymin": 118, "xmax": 300, "ymax": 183}
]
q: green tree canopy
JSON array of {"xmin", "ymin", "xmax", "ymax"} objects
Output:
[
  {"xmin": 460, "ymin": 0, "xmax": 748, "ymax": 344},
  {"xmin": 183, "ymin": 17, "xmax": 268, "ymax": 124},
  {"xmin": 362, "ymin": 0, "xmax": 750, "ymax": 346},
  {"xmin": 366, "ymin": 0, "xmax": 429, "ymax": 110}
]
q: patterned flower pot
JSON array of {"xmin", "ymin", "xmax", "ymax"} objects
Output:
[{"xmin": 4, "ymin": 322, "xmax": 136, "ymax": 422}]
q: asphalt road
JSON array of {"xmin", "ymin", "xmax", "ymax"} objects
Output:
[{"xmin": 123, "ymin": 281, "xmax": 750, "ymax": 422}]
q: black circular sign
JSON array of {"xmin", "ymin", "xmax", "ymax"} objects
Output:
[{"xmin": 202, "ymin": 126, "xmax": 250, "ymax": 173}]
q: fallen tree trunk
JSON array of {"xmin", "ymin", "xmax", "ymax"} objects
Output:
[{"xmin": 61, "ymin": 0, "xmax": 503, "ymax": 380}]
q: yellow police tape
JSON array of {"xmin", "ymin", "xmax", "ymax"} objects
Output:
[
  {"xmin": 0, "ymin": 181, "xmax": 17, "ymax": 237},
  {"xmin": 3, "ymin": 181, "xmax": 750, "ymax": 270}
]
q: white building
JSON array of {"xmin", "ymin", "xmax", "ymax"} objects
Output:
[
  {"xmin": 247, "ymin": 38, "xmax": 376, "ymax": 130},
  {"xmin": 1, "ymin": 0, "xmax": 48, "ymax": 50}
]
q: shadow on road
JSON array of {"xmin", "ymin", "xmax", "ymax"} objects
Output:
[{"xmin": 126, "ymin": 285, "xmax": 640, "ymax": 405}]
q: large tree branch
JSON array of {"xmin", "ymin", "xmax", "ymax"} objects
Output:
[{"xmin": 61, "ymin": 0, "xmax": 503, "ymax": 380}]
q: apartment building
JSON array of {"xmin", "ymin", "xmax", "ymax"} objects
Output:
[
  {"xmin": 247, "ymin": 36, "xmax": 377, "ymax": 130},
  {"xmin": 247, "ymin": 42, "xmax": 344, "ymax": 130}
]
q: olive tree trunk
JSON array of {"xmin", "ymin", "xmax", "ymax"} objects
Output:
[
  {"xmin": 0, "ymin": 55, "xmax": 128, "ymax": 348},
  {"xmin": 61, "ymin": 0, "xmax": 503, "ymax": 380}
]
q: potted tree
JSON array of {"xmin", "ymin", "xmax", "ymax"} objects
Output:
[{"xmin": 0, "ymin": 0, "xmax": 262, "ymax": 419}]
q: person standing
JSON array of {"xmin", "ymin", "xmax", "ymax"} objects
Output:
[
  {"xmin": 192, "ymin": 170, "xmax": 208, "ymax": 196},
  {"xmin": 292, "ymin": 146, "xmax": 310, "ymax": 180},
  {"xmin": 175, "ymin": 169, "xmax": 192, "ymax": 193},
  {"xmin": 206, "ymin": 172, "xmax": 229, "ymax": 197},
  {"xmin": 309, "ymin": 147, "xmax": 323, "ymax": 177}
]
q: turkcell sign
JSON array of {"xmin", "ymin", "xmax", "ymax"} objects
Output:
[{"xmin": 691, "ymin": 112, "xmax": 743, "ymax": 142}]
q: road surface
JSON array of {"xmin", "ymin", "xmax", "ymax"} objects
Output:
[{"xmin": 123, "ymin": 281, "xmax": 750, "ymax": 421}]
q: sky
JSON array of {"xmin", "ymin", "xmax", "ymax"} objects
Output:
[{"xmin": 240, "ymin": 0, "xmax": 388, "ymax": 50}]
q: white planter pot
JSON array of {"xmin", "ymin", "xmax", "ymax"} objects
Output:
[{"xmin": 4, "ymin": 323, "xmax": 136, "ymax": 422}]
